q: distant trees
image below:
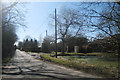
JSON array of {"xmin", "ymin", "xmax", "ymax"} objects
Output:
[
  {"xmin": 18, "ymin": 41, "xmax": 23, "ymax": 50},
  {"xmin": 87, "ymin": 34, "xmax": 120, "ymax": 54},
  {"xmin": 18, "ymin": 38, "xmax": 40, "ymax": 52},
  {"xmin": 40, "ymin": 34, "xmax": 119, "ymax": 54},
  {"xmin": 65, "ymin": 35, "xmax": 88, "ymax": 53},
  {"xmin": 40, "ymin": 35, "xmax": 88, "ymax": 53},
  {"xmin": 41, "ymin": 36, "xmax": 54, "ymax": 53},
  {"xmin": 43, "ymin": 34, "xmax": 88, "ymax": 53}
]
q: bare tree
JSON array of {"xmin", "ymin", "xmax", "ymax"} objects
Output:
[
  {"xmin": 2, "ymin": 2, "xmax": 26, "ymax": 61},
  {"xmin": 77, "ymin": 2, "xmax": 119, "ymax": 36},
  {"xmin": 78, "ymin": 2, "xmax": 120, "ymax": 54},
  {"xmin": 2, "ymin": 2, "xmax": 26, "ymax": 27},
  {"xmin": 56, "ymin": 7, "xmax": 84, "ymax": 54}
]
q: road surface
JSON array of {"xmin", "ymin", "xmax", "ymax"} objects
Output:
[{"xmin": 2, "ymin": 50, "xmax": 101, "ymax": 79}]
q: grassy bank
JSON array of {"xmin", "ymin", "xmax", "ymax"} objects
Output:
[
  {"xmin": 55, "ymin": 52, "xmax": 118, "ymax": 61},
  {"xmin": 40, "ymin": 54, "xmax": 119, "ymax": 78},
  {"xmin": 66, "ymin": 52, "xmax": 103, "ymax": 56},
  {"xmin": 54, "ymin": 52, "xmax": 103, "ymax": 56}
]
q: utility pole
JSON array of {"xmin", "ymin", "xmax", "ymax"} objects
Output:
[
  {"xmin": 55, "ymin": 8, "xmax": 57, "ymax": 58},
  {"xmin": 46, "ymin": 30, "xmax": 47, "ymax": 36}
]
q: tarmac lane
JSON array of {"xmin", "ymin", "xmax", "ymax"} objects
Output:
[{"xmin": 2, "ymin": 49, "xmax": 101, "ymax": 79}]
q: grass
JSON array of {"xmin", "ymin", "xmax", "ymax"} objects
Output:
[
  {"xmin": 66, "ymin": 52, "xmax": 103, "ymax": 56},
  {"xmin": 51, "ymin": 51, "xmax": 62, "ymax": 54},
  {"xmin": 27, "ymin": 51, "xmax": 32, "ymax": 53},
  {"xmin": 59, "ymin": 56, "xmax": 118, "ymax": 68},
  {"xmin": 40, "ymin": 54, "xmax": 119, "ymax": 78}
]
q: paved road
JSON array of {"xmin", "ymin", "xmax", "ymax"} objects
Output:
[{"xmin": 2, "ymin": 50, "xmax": 101, "ymax": 79}]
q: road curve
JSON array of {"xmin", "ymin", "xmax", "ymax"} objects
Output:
[{"xmin": 2, "ymin": 50, "xmax": 101, "ymax": 79}]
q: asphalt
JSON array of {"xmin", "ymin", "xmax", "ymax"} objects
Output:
[{"xmin": 2, "ymin": 50, "xmax": 102, "ymax": 79}]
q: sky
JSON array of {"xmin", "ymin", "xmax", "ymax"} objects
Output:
[
  {"xmin": 16, "ymin": 2, "xmax": 60, "ymax": 42},
  {"xmin": 16, "ymin": 2, "xmax": 77, "ymax": 45},
  {"xmin": 15, "ymin": 2, "xmax": 100, "ymax": 45}
]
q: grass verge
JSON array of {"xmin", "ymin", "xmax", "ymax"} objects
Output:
[
  {"xmin": 66, "ymin": 52, "xmax": 103, "ymax": 56},
  {"xmin": 40, "ymin": 54, "xmax": 119, "ymax": 78},
  {"xmin": 55, "ymin": 52, "xmax": 103, "ymax": 56}
]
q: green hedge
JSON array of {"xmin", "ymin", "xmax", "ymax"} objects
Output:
[{"xmin": 40, "ymin": 54, "xmax": 119, "ymax": 78}]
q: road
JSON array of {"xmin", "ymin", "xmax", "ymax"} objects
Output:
[{"xmin": 2, "ymin": 50, "xmax": 101, "ymax": 79}]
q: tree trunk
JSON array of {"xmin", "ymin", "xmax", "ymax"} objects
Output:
[{"xmin": 62, "ymin": 39, "xmax": 65, "ymax": 55}]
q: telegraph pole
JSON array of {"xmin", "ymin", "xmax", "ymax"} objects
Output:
[
  {"xmin": 55, "ymin": 8, "xmax": 57, "ymax": 58},
  {"xmin": 46, "ymin": 30, "xmax": 47, "ymax": 36}
]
